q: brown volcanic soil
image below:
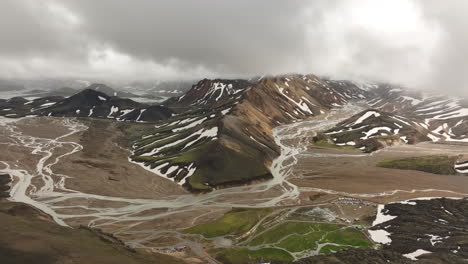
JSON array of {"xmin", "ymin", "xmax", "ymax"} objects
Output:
[
  {"xmin": 292, "ymin": 142, "xmax": 468, "ymax": 203},
  {"xmin": 53, "ymin": 119, "xmax": 187, "ymax": 199},
  {"xmin": 0, "ymin": 201, "xmax": 186, "ymax": 264}
]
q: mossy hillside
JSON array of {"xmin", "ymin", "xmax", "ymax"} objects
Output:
[
  {"xmin": 323, "ymin": 227, "xmax": 373, "ymax": 248},
  {"xmin": 247, "ymin": 222, "xmax": 373, "ymax": 254},
  {"xmin": 210, "ymin": 247, "xmax": 294, "ymax": 264},
  {"xmin": 186, "ymin": 140, "xmax": 272, "ymax": 191},
  {"xmin": 182, "ymin": 208, "xmax": 272, "ymax": 238},
  {"xmin": 377, "ymin": 155, "xmax": 458, "ymax": 175},
  {"xmin": 133, "ymin": 137, "xmax": 272, "ymax": 191},
  {"xmin": 131, "ymin": 105, "xmax": 274, "ymax": 191},
  {"xmin": 248, "ymin": 222, "xmax": 340, "ymax": 247},
  {"xmin": 311, "ymin": 133, "xmax": 355, "ymax": 150},
  {"xmin": 115, "ymin": 121, "xmax": 157, "ymax": 145}
]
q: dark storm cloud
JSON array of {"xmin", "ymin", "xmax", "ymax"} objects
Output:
[
  {"xmin": 62, "ymin": 0, "xmax": 334, "ymax": 75},
  {"xmin": 0, "ymin": 0, "xmax": 467, "ymax": 95},
  {"xmin": 0, "ymin": 1, "xmax": 86, "ymax": 58}
]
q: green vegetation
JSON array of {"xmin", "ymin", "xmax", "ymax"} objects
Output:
[
  {"xmin": 210, "ymin": 247, "xmax": 294, "ymax": 264},
  {"xmin": 247, "ymin": 222, "xmax": 373, "ymax": 255},
  {"xmin": 377, "ymin": 155, "xmax": 457, "ymax": 175},
  {"xmin": 183, "ymin": 208, "xmax": 272, "ymax": 238},
  {"xmin": 116, "ymin": 121, "xmax": 165, "ymax": 146},
  {"xmin": 323, "ymin": 227, "xmax": 373, "ymax": 248},
  {"xmin": 186, "ymin": 142, "xmax": 272, "ymax": 191},
  {"xmin": 130, "ymin": 108, "xmax": 273, "ymax": 191},
  {"xmin": 319, "ymin": 244, "xmax": 351, "ymax": 254},
  {"xmin": 249, "ymin": 222, "xmax": 338, "ymax": 246},
  {"xmin": 311, "ymin": 133, "xmax": 355, "ymax": 149}
]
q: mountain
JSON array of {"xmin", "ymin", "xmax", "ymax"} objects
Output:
[
  {"xmin": 117, "ymin": 105, "xmax": 174, "ymax": 122},
  {"xmin": 20, "ymin": 83, "xmax": 168, "ymax": 103},
  {"xmin": 318, "ymin": 85, "xmax": 468, "ymax": 152},
  {"xmin": 0, "ymin": 89, "xmax": 174, "ymax": 122},
  {"xmin": 322, "ymin": 109, "xmax": 431, "ymax": 152},
  {"xmin": 87, "ymin": 83, "xmax": 140, "ymax": 98},
  {"xmin": 0, "ymin": 96, "xmax": 64, "ymax": 118},
  {"xmin": 131, "ymin": 74, "xmax": 371, "ymax": 191},
  {"xmin": 170, "ymin": 79, "xmax": 251, "ymax": 109},
  {"xmin": 35, "ymin": 89, "xmax": 174, "ymax": 122},
  {"xmin": 367, "ymin": 87, "xmax": 468, "ymax": 142}
]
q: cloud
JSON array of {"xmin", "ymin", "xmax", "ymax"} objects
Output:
[{"xmin": 0, "ymin": 0, "xmax": 467, "ymax": 95}]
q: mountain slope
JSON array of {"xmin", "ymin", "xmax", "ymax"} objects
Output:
[
  {"xmin": 0, "ymin": 201, "xmax": 185, "ymax": 264},
  {"xmin": 323, "ymin": 109, "xmax": 431, "ymax": 152},
  {"xmin": 0, "ymin": 96, "xmax": 64, "ymax": 118},
  {"xmin": 131, "ymin": 74, "xmax": 371, "ymax": 191},
  {"xmin": 367, "ymin": 87, "xmax": 468, "ymax": 143},
  {"xmin": 0, "ymin": 89, "xmax": 174, "ymax": 122}
]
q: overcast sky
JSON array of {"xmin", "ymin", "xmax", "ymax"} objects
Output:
[{"xmin": 1, "ymin": 0, "xmax": 467, "ymax": 94}]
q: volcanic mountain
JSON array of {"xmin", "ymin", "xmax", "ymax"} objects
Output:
[
  {"xmin": 0, "ymin": 89, "xmax": 174, "ymax": 122},
  {"xmin": 367, "ymin": 86, "xmax": 468, "ymax": 142},
  {"xmin": 130, "ymin": 74, "xmax": 372, "ymax": 191}
]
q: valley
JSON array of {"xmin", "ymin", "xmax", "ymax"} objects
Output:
[{"xmin": 1, "ymin": 75, "xmax": 468, "ymax": 263}]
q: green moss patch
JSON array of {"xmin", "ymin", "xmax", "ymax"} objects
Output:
[
  {"xmin": 377, "ymin": 155, "xmax": 457, "ymax": 175},
  {"xmin": 247, "ymin": 222, "xmax": 373, "ymax": 255},
  {"xmin": 182, "ymin": 208, "xmax": 272, "ymax": 238},
  {"xmin": 210, "ymin": 247, "xmax": 294, "ymax": 264}
]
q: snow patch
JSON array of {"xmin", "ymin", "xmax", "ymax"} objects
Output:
[
  {"xmin": 373, "ymin": 204, "xmax": 397, "ymax": 226},
  {"xmin": 403, "ymin": 249, "xmax": 431, "ymax": 260},
  {"xmin": 368, "ymin": 229, "xmax": 392, "ymax": 245}
]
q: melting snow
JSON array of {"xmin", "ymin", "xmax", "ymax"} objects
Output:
[
  {"xmin": 368, "ymin": 229, "xmax": 392, "ymax": 245},
  {"xmin": 361, "ymin": 127, "xmax": 392, "ymax": 140},
  {"xmin": 373, "ymin": 204, "xmax": 397, "ymax": 226},
  {"xmin": 433, "ymin": 108, "xmax": 468, "ymax": 120},
  {"xmin": 400, "ymin": 136, "xmax": 408, "ymax": 143},
  {"xmin": 276, "ymin": 86, "xmax": 313, "ymax": 115},
  {"xmin": 88, "ymin": 107, "xmax": 95, "ymax": 117},
  {"xmin": 403, "ymin": 249, "xmax": 431, "ymax": 260},
  {"xmin": 221, "ymin": 108, "xmax": 232, "ymax": 115},
  {"xmin": 183, "ymin": 127, "xmax": 218, "ymax": 149},
  {"xmin": 173, "ymin": 117, "xmax": 207, "ymax": 132},
  {"xmin": 136, "ymin": 109, "xmax": 147, "ymax": 122},
  {"xmin": 179, "ymin": 163, "xmax": 196, "ymax": 185},
  {"xmin": 108, "ymin": 106, "xmax": 119, "ymax": 117},
  {"xmin": 427, "ymin": 234, "xmax": 443, "ymax": 246},
  {"xmin": 401, "ymin": 96, "xmax": 422, "ymax": 106},
  {"xmin": 41, "ymin": 102, "xmax": 56, "ymax": 107}
]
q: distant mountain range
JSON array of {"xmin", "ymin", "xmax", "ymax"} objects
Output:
[{"xmin": 0, "ymin": 87, "xmax": 173, "ymax": 122}]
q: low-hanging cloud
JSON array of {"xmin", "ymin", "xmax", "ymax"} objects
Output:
[{"xmin": 0, "ymin": 0, "xmax": 467, "ymax": 95}]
